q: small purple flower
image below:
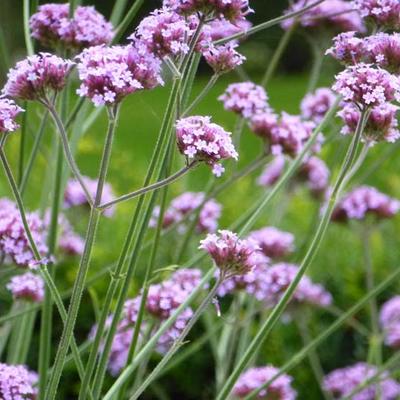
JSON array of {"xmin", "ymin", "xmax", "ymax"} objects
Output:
[
  {"xmin": 326, "ymin": 32, "xmax": 367, "ymax": 65},
  {"xmin": 380, "ymin": 296, "xmax": 400, "ymax": 348},
  {"xmin": 260, "ymin": 263, "xmax": 332, "ymax": 309},
  {"xmin": 0, "ymin": 363, "xmax": 38, "ymax": 400},
  {"xmin": 324, "ymin": 362, "xmax": 400, "ymax": 400},
  {"xmin": 353, "ymin": 0, "xmax": 400, "ymax": 30},
  {"xmin": 282, "ymin": 0, "xmax": 364, "ymax": 33},
  {"xmin": 257, "ymin": 156, "xmax": 286, "ymax": 187},
  {"xmin": 249, "ymin": 111, "xmax": 279, "ymax": 141},
  {"xmin": 338, "ymin": 102, "xmax": 400, "ymax": 144},
  {"xmin": 332, "ymin": 63, "xmax": 400, "ymax": 108},
  {"xmin": 200, "ymin": 229, "xmax": 260, "ymax": 276},
  {"xmin": 299, "ymin": 156, "xmax": 330, "ymax": 197},
  {"xmin": 176, "ymin": 116, "xmax": 238, "ymax": 177},
  {"xmin": 64, "ymin": 176, "xmax": 116, "ymax": 217},
  {"xmin": 332, "ymin": 185, "xmax": 400, "ymax": 222},
  {"xmin": 219, "ymin": 82, "xmax": 269, "ymax": 119},
  {"xmin": 30, "ymin": 3, "xmax": 113, "ymax": 49},
  {"xmin": 2, "ymin": 53, "xmax": 73, "ymax": 101},
  {"xmin": 249, "ymin": 227, "xmax": 295, "ymax": 260},
  {"xmin": 6, "ymin": 272, "xmax": 44, "ymax": 302},
  {"xmin": 301, "ymin": 88, "xmax": 337, "ymax": 122},
  {"xmin": 202, "ymin": 42, "xmax": 245, "ymax": 74},
  {"xmin": 163, "ymin": 0, "xmax": 253, "ymax": 23},
  {"xmin": 233, "ymin": 365, "xmax": 297, "ymax": 399},
  {"xmin": 0, "ymin": 98, "xmax": 23, "ymax": 134},
  {"xmin": 365, "ymin": 33, "xmax": 400, "ymax": 74},
  {"xmin": 76, "ymin": 43, "xmax": 163, "ymax": 107}
]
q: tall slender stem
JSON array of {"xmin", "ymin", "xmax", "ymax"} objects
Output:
[
  {"xmin": 307, "ymin": 39, "xmax": 324, "ymax": 93},
  {"xmin": 216, "ymin": 109, "xmax": 370, "ymax": 400},
  {"xmin": 45, "ymin": 106, "xmax": 119, "ymax": 400},
  {"xmin": 112, "ymin": 0, "xmax": 145, "ymax": 44},
  {"xmin": 23, "ymin": 0, "xmax": 34, "ymax": 56}
]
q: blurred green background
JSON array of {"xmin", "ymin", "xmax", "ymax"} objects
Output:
[{"xmin": 0, "ymin": 1, "xmax": 400, "ymax": 399}]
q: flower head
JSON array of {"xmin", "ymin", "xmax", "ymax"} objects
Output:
[
  {"xmin": 200, "ymin": 230, "xmax": 260, "ymax": 275},
  {"xmin": 301, "ymin": 88, "xmax": 337, "ymax": 122},
  {"xmin": 366, "ymin": 33, "xmax": 400, "ymax": 74},
  {"xmin": 6, "ymin": 272, "xmax": 44, "ymax": 302},
  {"xmin": 332, "ymin": 185, "xmax": 400, "ymax": 222},
  {"xmin": 326, "ymin": 31, "xmax": 367, "ymax": 65},
  {"xmin": 64, "ymin": 176, "xmax": 116, "ymax": 217},
  {"xmin": 30, "ymin": 3, "xmax": 113, "ymax": 49},
  {"xmin": 163, "ymin": 0, "xmax": 253, "ymax": 23},
  {"xmin": 76, "ymin": 44, "xmax": 163, "ymax": 106},
  {"xmin": 380, "ymin": 296, "xmax": 400, "ymax": 348},
  {"xmin": 338, "ymin": 102, "xmax": 400, "ymax": 144},
  {"xmin": 203, "ymin": 42, "xmax": 245, "ymax": 74},
  {"xmin": 233, "ymin": 365, "xmax": 297, "ymax": 399},
  {"xmin": 332, "ymin": 63, "xmax": 400, "ymax": 107},
  {"xmin": 249, "ymin": 111, "xmax": 279, "ymax": 141},
  {"xmin": 298, "ymin": 156, "xmax": 330, "ymax": 197},
  {"xmin": 249, "ymin": 227, "xmax": 295, "ymax": 260},
  {"xmin": 205, "ymin": 18, "xmax": 252, "ymax": 42},
  {"xmin": 282, "ymin": 0, "xmax": 364, "ymax": 33},
  {"xmin": 2, "ymin": 53, "xmax": 73, "ymax": 101},
  {"xmin": 324, "ymin": 362, "xmax": 400, "ymax": 400},
  {"xmin": 176, "ymin": 116, "xmax": 238, "ymax": 177},
  {"xmin": 353, "ymin": 0, "xmax": 400, "ymax": 30},
  {"xmin": 219, "ymin": 82, "xmax": 269, "ymax": 118},
  {"xmin": 0, "ymin": 98, "xmax": 23, "ymax": 134},
  {"xmin": 0, "ymin": 363, "xmax": 38, "ymax": 400},
  {"xmin": 257, "ymin": 156, "xmax": 286, "ymax": 187}
]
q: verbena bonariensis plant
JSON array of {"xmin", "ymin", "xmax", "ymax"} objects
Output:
[{"xmin": 1, "ymin": 0, "xmax": 400, "ymax": 399}]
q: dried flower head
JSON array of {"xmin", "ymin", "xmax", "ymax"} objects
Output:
[
  {"xmin": 203, "ymin": 42, "xmax": 245, "ymax": 74},
  {"xmin": 219, "ymin": 82, "xmax": 269, "ymax": 118},
  {"xmin": 30, "ymin": 3, "xmax": 113, "ymax": 49},
  {"xmin": 324, "ymin": 362, "xmax": 400, "ymax": 400},
  {"xmin": 6, "ymin": 272, "xmax": 44, "ymax": 302},
  {"xmin": 176, "ymin": 116, "xmax": 238, "ymax": 177},
  {"xmin": 200, "ymin": 230, "xmax": 260, "ymax": 275},
  {"xmin": 380, "ymin": 296, "xmax": 400, "ymax": 348},
  {"xmin": 352, "ymin": 0, "xmax": 400, "ymax": 30},
  {"xmin": 76, "ymin": 43, "xmax": 163, "ymax": 107},
  {"xmin": 301, "ymin": 88, "xmax": 337, "ymax": 122},
  {"xmin": 338, "ymin": 102, "xmax": 400, "ymax": 144},
  {"xmin": 233, "ymin": 365, "xmax": 297, "ymax": 399},
  {"xmin": 0, "ymin": 363, "xmax": 38, "ymax": 400},
  {"xmin": 2, "ymin": 53, "xmax": 73, "ymax": 101},
  {"xmin": 332, "ymin": 63, "xmax": 400, "ymax": 107},
  {"xmin": 332, "ymin": 185, "xmax": 400, "ymax": 222},
  {"xmin": 0, "ymin": 98, "xmax": 23, "ymax": 134},
  {"xmin": 326, "ymin": 31, "xmax": 367, "ymax": 65}
]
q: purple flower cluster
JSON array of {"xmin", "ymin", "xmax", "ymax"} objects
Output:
[
  {"xmin": 326, "ymin": 31, "xmax": 366, "ymax": 65},
  {"xmin": 257, "ymin": 156, "xmax": 286, "ymax": 187},
  {"xmin": 332, "ymin": 185, "xmax": 400, "ymax": 222},
  {"xmin": 219, "ymin": 82, "xmax": 269, "ymax": 118},
  {"xmin": 338, "ymin": 102, "xmax": 400, "ymax": 144},
  {"xmin": 380, "ymin": 296, "xmax": 400, "ymax": 348},
  {"xmin": 205, "ymin": 18, "xmax": 252, "ymax": 42},
  {"xmin": 282, "ymin": 0, "xmax": 364, "ymax": 33},
  {"xmin": 176, "ymin": 116, "xmax": 238, "ymax": 177},
  {"xmin": 30, "ymin": 3, "xmax": 114, "ymax": 49},
  {"xmin": 0, "ymin": 198, "xmax": 47, "ymax": 267},
  {"xmin": 0, "ymin": 363, "xmax": 38, "ymax": 400},
  {"xmin": 353, "ymin": 0, "xmax": 400, "ymax": 30},
  {"xmin": 76, "ymin": 44, "xmax": 163, "ymax": 107},
  {"xmin": 150, "ymin": 192, "xmax": 222, "ymax": 234},
  {"xmin": 233, "ymin": 365, "xmax": 297, "ymax": 399},
  {"xmin": 300, "ymin": 88, "xmax": 337, "ymax": 123},
  {"xmin": 203, "ymin": 43, "xmax": 245, "ymax": 74},
  {"xmin": 249, "ymin": 226, "xmax": 295, "ymax": 260},
  {"xmin": 6, "ymin": 272, "xmax": 44, "ymax": 302},
  {"xmin": 163, "ymin": 0, "xmax": 252, "ymax": 23},
  {"xmin": 64, "ymin": 176, "xmax": 116, "ymax": 217},
  {"xmin": 200, "ymin": 230, "xmax": 260, "ymax": 276},
  {"xmin": 332, "ymin": 63, "xmax": 400, "ymax": 108},
  {"xmin": 0, "ymin": 98, "xmax": 23, "ymax": 134},
  {"xmin": 2, "ymin": 53, "xmax": 73, "ymax": 101},
  {"xmin": 324, "ymin": 362, "xmax": 400, "ymax": 400}
]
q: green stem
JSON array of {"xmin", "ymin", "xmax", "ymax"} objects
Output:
[
  {"xmin": 307, "ymin": 39, "xmax": 324, "ymax": 93},
  {"xmin": 182, "ymin": 74, "xmax": 219, "ymax": 117},
  {"xmin": 23, "ymin": 0, "xmax": 34, "ymax": 56},
  {"xmin": 216, "ymin": 109, "xmax": 369, "ymax": 400},
  {"xmin": 45, "ymin": 106, "xmax": 119, "ymax": 400},
  {"xmin": 97, "ymin": 161, "xmax": 198, "ymax": 210},
  {"xmin": 128, "ymin": 275, "xmax": 224, "ymax": 400},
  {"xmin": 110, "ymin": 0, "xmax": 129, "ymax": 26},
  {"xmin": 112, "ymin": 0, "xmax": 145, "ymax": 44},
  {"xmin": 261, "ymin": 24, "xmax": 296, "ymax": 87},
  {"xmin": 18, "ymin": 102, "xmax": 28, "ymax": 186},
  {"xmin": 244, "ymin": 267, "xmax": 400, "ymax": 400}
]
